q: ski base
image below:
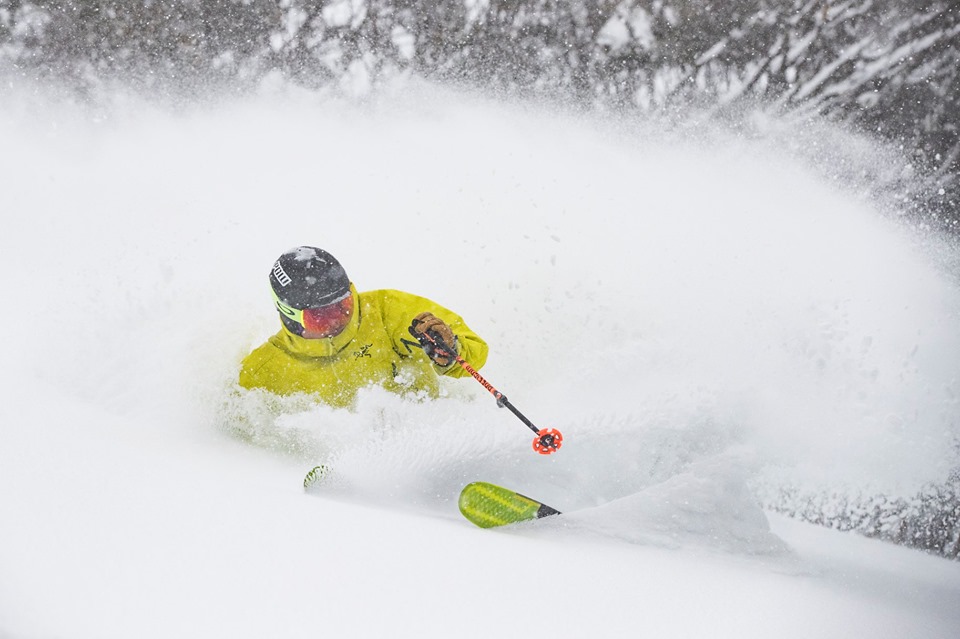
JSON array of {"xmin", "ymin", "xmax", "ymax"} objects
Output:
[{"xmin": 458, "ymin": 481, "xmax": 561, "ymax": 528}]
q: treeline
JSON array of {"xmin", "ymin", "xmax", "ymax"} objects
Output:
[
  {"xmin": 1, "ymin": 1, "xmax": 957, "ymax": 229},
  {"xmin": 764, "ymin": 473, "xmax": 960, "ymax": 560}
]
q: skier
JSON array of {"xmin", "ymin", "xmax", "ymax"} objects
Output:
[{"xmin": 239, "ymin": 246, "xmax": 488, "ymax": 408}]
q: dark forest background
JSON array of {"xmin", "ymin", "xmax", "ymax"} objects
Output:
[
  {"xmin": 1, "ymin": 0, "xmax": 958, "ymax": 231},
  {"xmin": 1, "ymin": 0, "xmax": 958, "ymax": 558}
]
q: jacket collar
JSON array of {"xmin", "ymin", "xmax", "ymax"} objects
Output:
[{"xmin": 275, "ymin": 283, "xmax": 360, "ymax": 358}]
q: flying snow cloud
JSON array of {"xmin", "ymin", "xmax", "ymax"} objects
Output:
[{"xmin": 1, "ymin": 81, "xmax": 958, "ymax": 506}]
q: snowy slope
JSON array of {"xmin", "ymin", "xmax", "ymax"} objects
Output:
[{"xmin": 2, "ymin": 83, "xmax": 959, "ymax": 638}]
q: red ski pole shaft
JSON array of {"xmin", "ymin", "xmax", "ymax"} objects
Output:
[
  {"xmin": 415, "ymin": 328, "xmax": 562, "ymax": 452},
  {"xmin": 451, "ymin": 355, "xmax": 540, "ymax": 436}
]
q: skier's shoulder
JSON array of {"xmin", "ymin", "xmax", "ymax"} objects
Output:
[
  {"xmin": 240, "ymin": 332, "xmax": 285, "ymax": 376},
  {"xmin": 359, "ymin": 288, "xmax": 435, "ymax": 316},
  {"xmin": 360, "ymin": 288, "xmax": 424, "ymax": 303}
]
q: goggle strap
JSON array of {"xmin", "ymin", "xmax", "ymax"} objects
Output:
[{"xmin": 271, "ymin": 287, "xmax": 353, "ymax": 339}]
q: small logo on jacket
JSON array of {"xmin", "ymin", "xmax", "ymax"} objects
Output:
[
  {"xmin": 354, "ymin": 344, "xmax": 373, "ymax": 359},
  {"xmin": 272, "ymin": 261, "xmax": 292, "ymax": 286}
]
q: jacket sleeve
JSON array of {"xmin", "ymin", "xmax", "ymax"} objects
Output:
[
  {"xmin": 378, "ymin": 289, "xmax": 488, "ymax": 377},
  {"xmin": 238, "ymin": 340, "xmax": 282, "ymax": 392}
]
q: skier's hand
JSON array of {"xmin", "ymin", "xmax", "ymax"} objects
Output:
[{"xmin": 410, "ymin": 312, "xmax": 458, "ymax": 367}]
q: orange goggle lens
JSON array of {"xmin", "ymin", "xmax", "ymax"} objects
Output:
[{"xmin": 302, "ymin": 295, "xmax": 354, "ymax": 337}]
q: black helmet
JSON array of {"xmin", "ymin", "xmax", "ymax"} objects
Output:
[{"xmin": 269, "ymin": 247, "xmax": 352, "ymax": 335}]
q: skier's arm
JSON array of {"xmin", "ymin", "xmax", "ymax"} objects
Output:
[{"xmin": 380, "ymin": 290, "xmax": 488, "ymax": 376}]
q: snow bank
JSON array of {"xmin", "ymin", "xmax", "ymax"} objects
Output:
[{"xmin": 562, "ymin": 456, "xmax": 788, "ymax": 554}]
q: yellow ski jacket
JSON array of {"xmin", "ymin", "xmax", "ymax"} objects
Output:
[{"xmin": 239, "ymin": 285, "xmax": 488, "ymax": 407}]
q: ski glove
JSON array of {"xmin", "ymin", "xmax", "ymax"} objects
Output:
[{"xmin": 409, "ymin": 312, "xmax": 458, "ymax": 367}]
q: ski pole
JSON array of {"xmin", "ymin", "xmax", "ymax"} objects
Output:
[{"xmin": 410, "ymin": 325, "xmax": 563, "ymax": 455}]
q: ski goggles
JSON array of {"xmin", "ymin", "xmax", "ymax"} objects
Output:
[{"xmin": 272, "ymin": 289, "xmax": 354, "ymax": 337}]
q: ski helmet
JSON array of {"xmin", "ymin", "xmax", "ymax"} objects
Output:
[{"xmin": 269, "ymin": 247, "xmax": 352, "ymax": 336}]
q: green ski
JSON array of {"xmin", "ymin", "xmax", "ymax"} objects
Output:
[
  {"xmin": 303, "ymin": 465, "xmax": 330, "ymax": 491},
  {"xmin": 458, "ymin": 481, "xmax": 561, "ymax": 528}
]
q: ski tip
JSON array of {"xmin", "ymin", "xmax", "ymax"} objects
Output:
[
  {"xmin": 458, "ymin": 481, "xmax": 560, "ymax": 529},
  {"xmin": 303, "ymin": 465, "xmax": 330, "ymax": 492}
]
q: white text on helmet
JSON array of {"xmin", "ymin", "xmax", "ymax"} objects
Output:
[{"xmin": 273, "ymin": 261, "xmax": 292, "ymax": 287}]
